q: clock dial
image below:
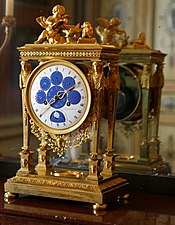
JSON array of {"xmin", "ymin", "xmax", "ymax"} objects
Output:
[
  {"xmin": 40, "ymin": 76, "xmax": 51, "ymax": 91},
  {"xmin": 50, "ymin": 71, "xmax": 63, "ymax": 85},
  {"xmin": 26, "ymin": 60, "xmax": 91, "ymax": 134},
  {"xmin": 47, "ymin": 86, "xmax": 67, "ymax": 109},
  {"xmin": 35, "ymin": 90, "xmax": 47, "ymax": 104}
]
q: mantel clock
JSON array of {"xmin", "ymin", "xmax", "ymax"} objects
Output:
[
  {"xmin": 4, "ymin": 5, "xmax": 128, "ymax": 209},
  {"xmin": 96, "ymin": 17, "xmax": 169, "ymax": 174}
]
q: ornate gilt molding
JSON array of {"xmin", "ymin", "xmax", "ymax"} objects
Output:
[
  {"xmin": 18, "ymin": 44, "xmax": 120, "ymax": 61},
  {"xmin": 8, "ymin": 176, "xmax": 100, "ymax": 192},
  {"xmin": 8, "ymin": 175, "xmax": 125, "ymax": 192}
]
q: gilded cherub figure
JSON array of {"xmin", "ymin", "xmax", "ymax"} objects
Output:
[
  {"xmin": 35, "ymin": 5, "xmax": 70, "ymax": 44},
  {"xmin": 63, "ymin": 23, "xmax": 82, "ymax": 43},
  {"xmin": 95, "ymin": 17, "xmax": 128, "ymax": 48},
  {"xmin": 127, "ymin": 32, "xmax": 151, "ymax": 49},
  {"xmin": 78, "ymin": 21, "xmax": 97, "ymax": 43},
  {"xmin": 34, "ymin": 5, "xmax": 97, "ymax": 44}
]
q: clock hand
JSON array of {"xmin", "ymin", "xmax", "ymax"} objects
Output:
[
  {"xmin": 39, "ymin": 84, "xmax": 79, "ymax": 116},
  {"xmin": 66, "ymin": 83, "xmax": 77, "ymax": 92},
  {"xmin": 58, "ymin": 83, "xmax": 78, "ymax": 100},
  {"xmin": 39, "ymin": 92, "xmax": 62, "ymax": 117}
]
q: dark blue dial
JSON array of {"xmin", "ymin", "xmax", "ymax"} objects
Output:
[
  {"xmin": 51, "ymin": 71, "xmax": 63, "ymax": 85},
  {"xmin": 47, "ymin": 86, "xmax": 67, "ymax": 109},
  {"xmin": 50, "ymin": 111, "xmax": 65, "ymax": 123},
  {"xmin": 40, "ymin": 77, "xmax": 51, "ymax": 91},
  {"xmin": 35, "ymin": 90, "xmax": 46, "ymax": 104},
  {"xmin": 68, "ymin": 90, "xmax": 81, "ymax": 105},
  {"xmin": 62, "ymin": 77, "xmax": 75, "ymax": 90}
]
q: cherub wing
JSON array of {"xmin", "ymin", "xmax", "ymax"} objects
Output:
[
  {"xmin": 107, "ymin": 24, "xmax": 119, "ymax": 32},
  {"xmin": 63, "ymin": 23, "xmax": 82, "ymax": 35},
  {"xmin": 52, "ymin": 21, "xmax": 65, "ymax": 29},
  {"xmin": 95, "ymin": 17, "xmax": 110, "ymax": 28},
  {"xmin": 36, "ymin": 16, "xmax": 47, "ymax": 28}
]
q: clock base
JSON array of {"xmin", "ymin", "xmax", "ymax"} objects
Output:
[
  {"xmin": 115, "ymin": 155, "xmax": 171, "ymax": 175},
  {"xmin": 4, "ymin": 173, "xmax": 128, "ymax": 207}
]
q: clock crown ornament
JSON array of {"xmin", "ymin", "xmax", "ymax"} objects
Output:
[
  {"xmin": 96, "ymin": 17, "xmax": 151, "ymax": 49},
  {"xmin": 35, "ymin": 4, "xmax": 97, "ymax": 44}
]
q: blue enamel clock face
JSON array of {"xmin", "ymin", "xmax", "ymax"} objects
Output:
[{"xmin": 30, "ymin": 63, "xmax": 90, "ymax": 132}]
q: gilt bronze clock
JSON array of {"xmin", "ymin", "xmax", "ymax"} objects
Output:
[
  {"xmin": 96, "ymin": 17, "xmax": 170, "ymax": 175},
  {"xmin": 4, "ymin": 5, "xmax": 128, "ymax": 209}
]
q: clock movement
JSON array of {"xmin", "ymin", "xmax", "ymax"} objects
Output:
[{"xmin": 4, "ymin": 5, "xmax": 128, "ymax": 209}]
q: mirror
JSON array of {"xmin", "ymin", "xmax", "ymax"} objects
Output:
[{"xmin": 0, "ymin": 0, "xmax": 175, "ymax": 181}]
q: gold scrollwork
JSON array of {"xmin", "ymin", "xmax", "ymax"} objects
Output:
[
  {"xmin": 30, "ymin": 119, "xmax": 43, "ymax": 141},
  {"xmin": 30, "ymin": 119, "xmax": 91, "ymax": 156},
  {"xmin": 71, "ymin": 127, "xmax": 91, "ymax": 148},
  {"xmin": 49, "ymin": 134, "xmax": 69, "ymax": 157}
]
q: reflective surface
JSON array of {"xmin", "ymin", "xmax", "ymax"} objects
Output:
[
  {"xmin": 0, "ymin": 178, "xmax": 175, "ymax": 225},
  {"xmin": 117, "ymin": 65, "xmax": 141, "ymax": 121}
]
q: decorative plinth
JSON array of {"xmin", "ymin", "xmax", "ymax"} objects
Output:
[{"xmin": 4, "ymin": 173, "xmax": 128, "ymax": 207}]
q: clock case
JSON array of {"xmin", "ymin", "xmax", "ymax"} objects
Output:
[
  {"xmin": 4, "ymin": 43, "xmax": 128, "ymax": 208},
  {"xmin": 116, "ymin": 49, "xmax": 169, "ymax": 174}
]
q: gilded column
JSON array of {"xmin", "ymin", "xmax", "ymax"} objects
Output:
[
  {"xmin": 149, "ymin": 63, "xmax": 164, "ymax": 158},
  {"xmin": 17, "ymin": 60, "xmax": 34, "ymax": 176},
  {"xmin": 35, "ymin": 130, "xmax": 51, "ymax": 176},
  {"xmin": 87, "ymin": 61, "xmax": 104, "ymax": 181},
  {"xmin": 139, "ymin": 64, "xmax": 151, "ymax": 160},
  {"xmin": 101, "ymin": 61, "xmax": 120, "ymax": 178}
]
